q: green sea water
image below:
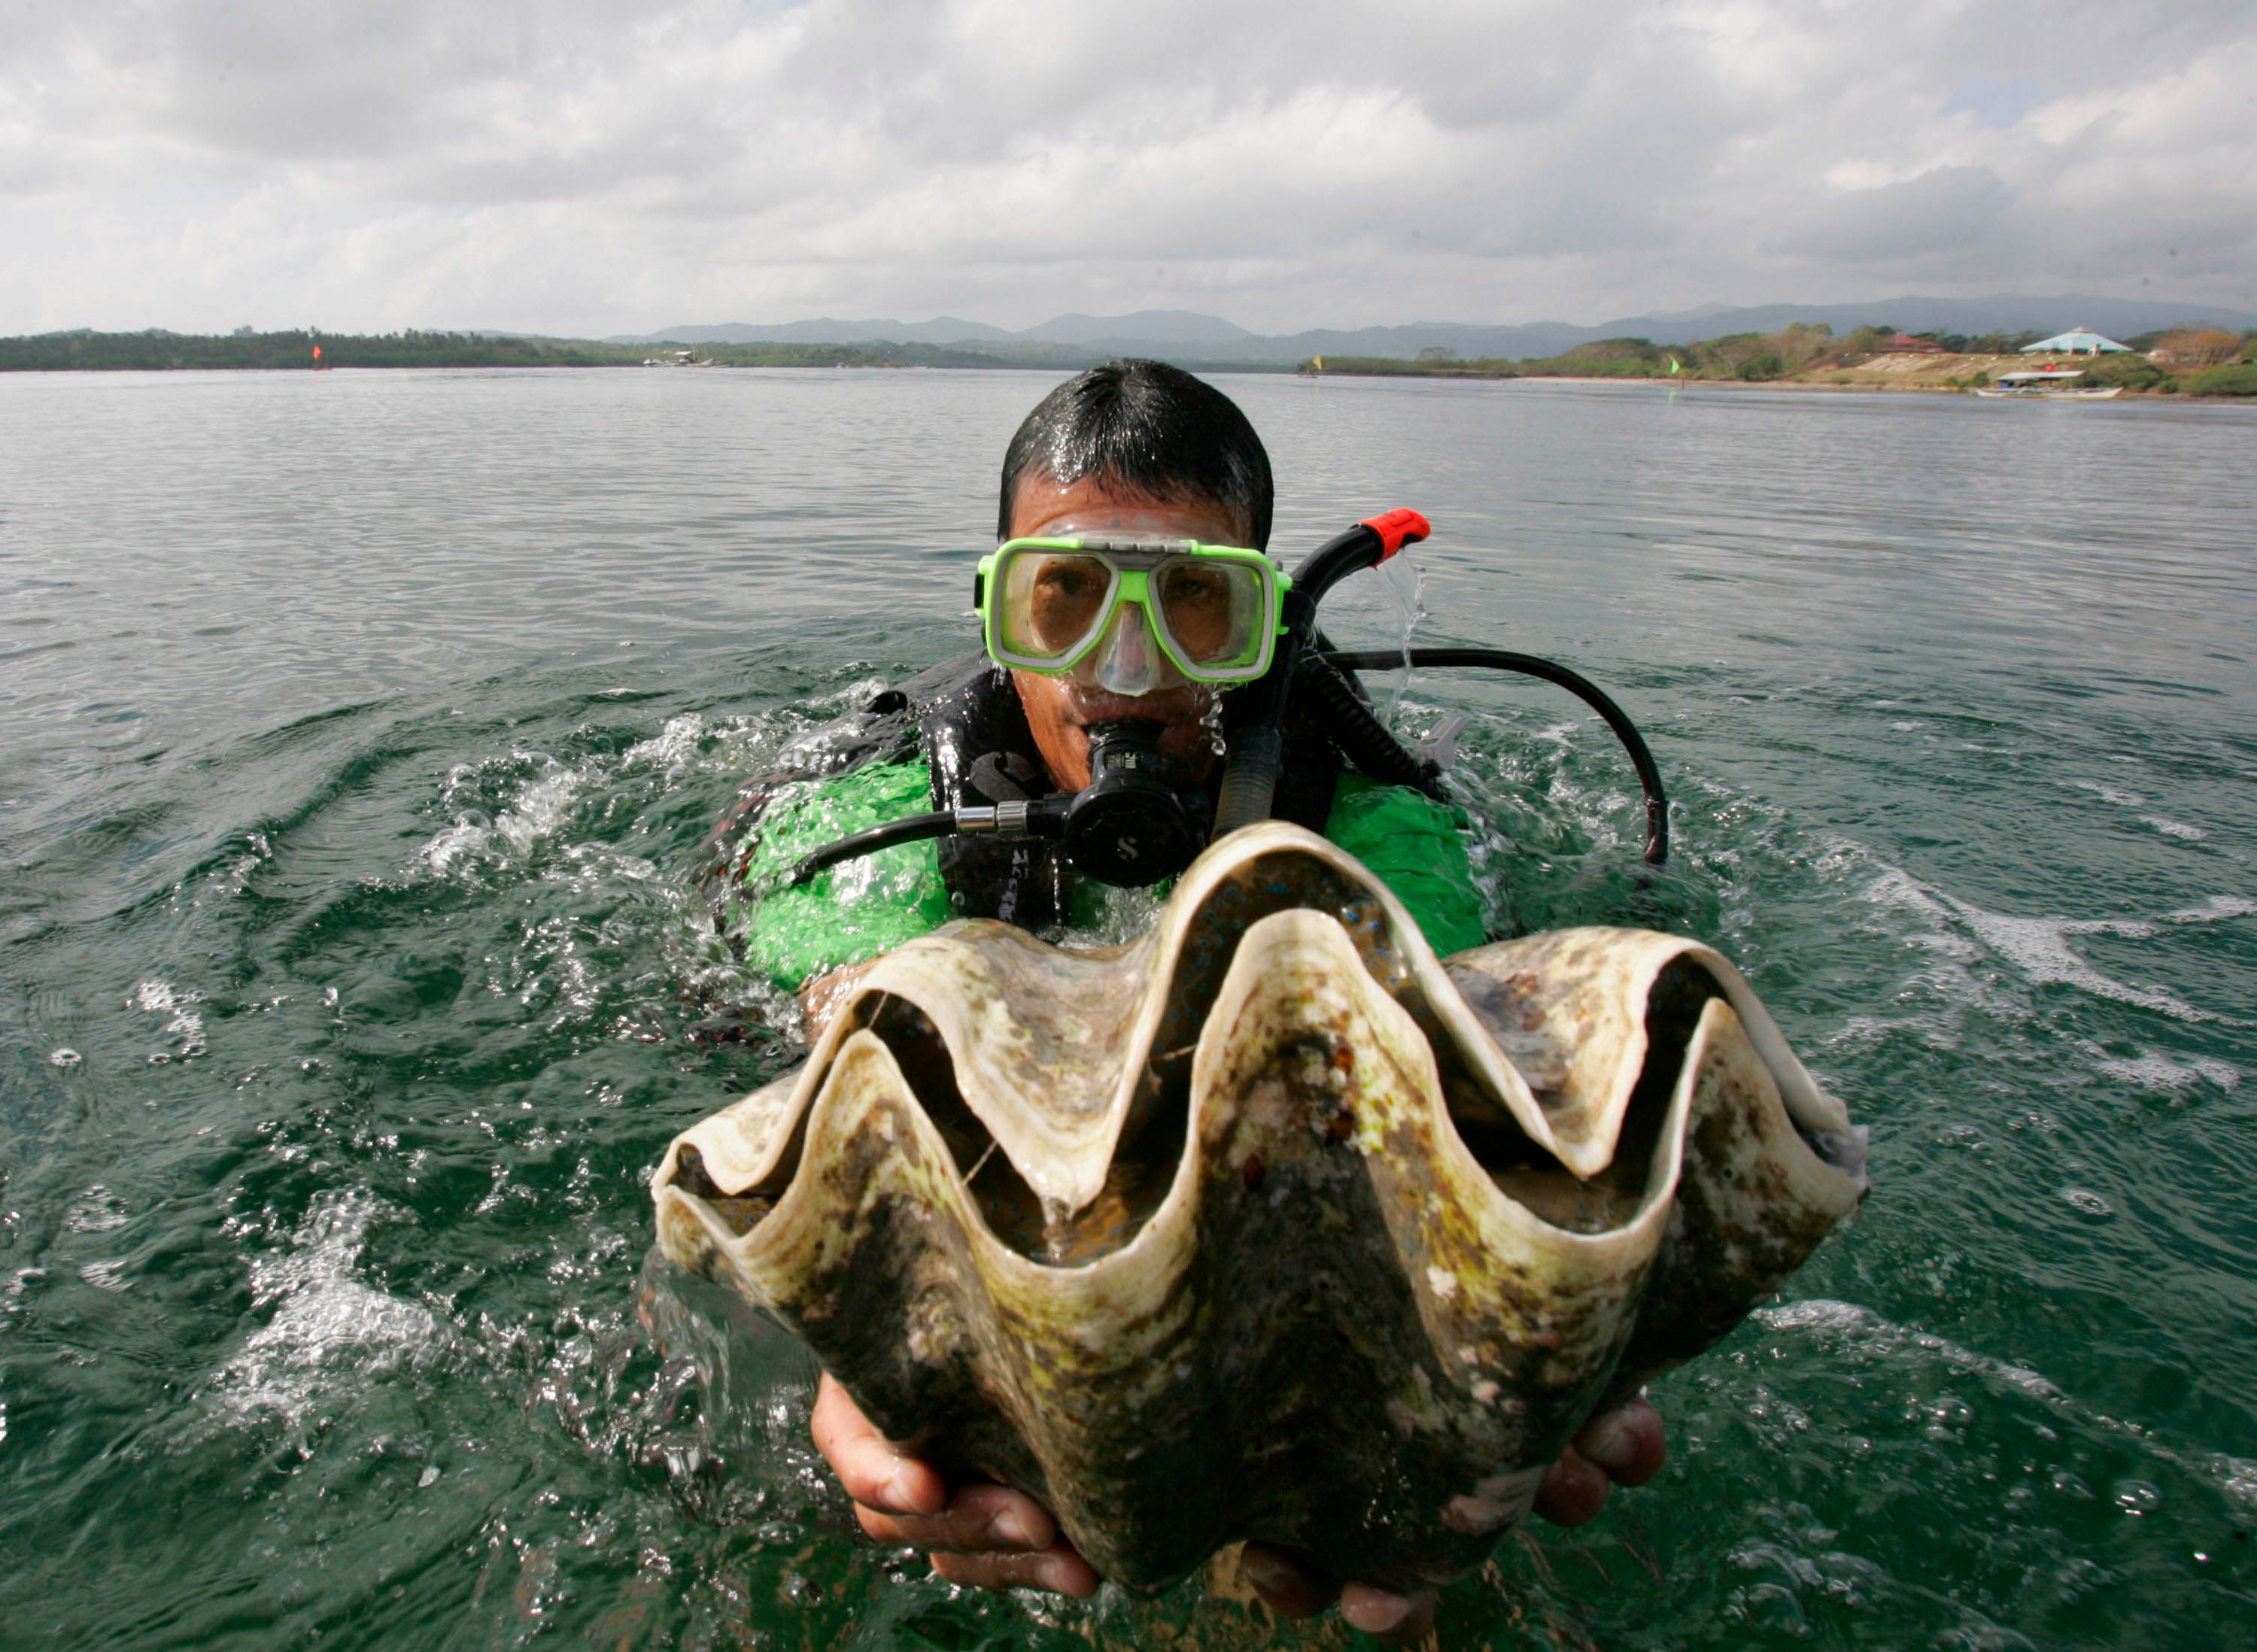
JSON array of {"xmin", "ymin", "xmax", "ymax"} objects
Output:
[{"xmin": 2, "ymin": 367, "xmax": 2252, "ymax": 1649}]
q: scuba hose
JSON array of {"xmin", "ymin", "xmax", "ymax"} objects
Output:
[
  {"xmin": 787, "ymin": 809, "xmax": 958, "ymax": 885},
  {"xmin": 785, "ymin": 509, "xmax": 1669, "ymax": 888},
  {"xmin": 786, "ymin": 719, "xmax": 1206, "ymax": 890},
  {"xmin": 1322, "ymin": 648, "xmax": 1669, "ymax": 867}
]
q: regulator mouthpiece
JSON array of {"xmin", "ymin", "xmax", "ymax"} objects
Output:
[{"xmin": 1063, "ymin": 719, "xmax": 1207, "ymax": 886}]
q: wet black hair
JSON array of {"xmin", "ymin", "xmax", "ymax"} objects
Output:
[{"xmin": 997, "ymin": 358, "xmax": 1274, "ymax": 549}]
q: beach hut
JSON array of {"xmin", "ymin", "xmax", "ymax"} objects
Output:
[{"xmin": 2020, "ymin": 328, "xmax": 2129, "ymax": 356}]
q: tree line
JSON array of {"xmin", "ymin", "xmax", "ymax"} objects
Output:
[
  {"xmin": 1305, "ymin": 322, "xmax": 2257, "ymax": 396},
  {"xmin": 0, "ymin": 329, "xmax": 1024, "ymax": 372}
]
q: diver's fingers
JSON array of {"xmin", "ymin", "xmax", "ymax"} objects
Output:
[
  {"xmin": 1235, "ymin": 1544, "xmax": 1339, "ymax": 1620},
  {"xmin": 811, "ymin": 1372, "xmax": 946, "ymax": 1517},
  {"xmin": 1533, "ymin": 1445, "xmax": 1612, "ymax": 1527},
  {"xmin": 930, "ymin": 1543, "xmax": 1101, "ymax": 1599},
  {"xmin": 1339, "ymin": 1582, "xmax": 1438, "ymax": 1644},
  {"xmin": 1574, "ymin": 1394, "xmax": 1666, "ymax": 1487},
  {"xmin": 854, "ymin": 1482, "xmax": 1058, "ymax": 1554}
]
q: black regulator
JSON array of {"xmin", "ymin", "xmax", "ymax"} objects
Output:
[{"xmin": 785, "ymin": 511, "xmax": 1668, "ymax": 893}]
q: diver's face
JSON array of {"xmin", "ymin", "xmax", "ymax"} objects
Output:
[{"xmin": 1004, "ymin": 473, "xmax": 1250, "ymax": 791}]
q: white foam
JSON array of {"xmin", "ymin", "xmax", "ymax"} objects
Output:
[
  {"xmin": 2094, "ymin": 1049, "xmax": 2240, "ymax": 1093},
  {"xmin": 62, "ymin": 1185, "xmax": 129, "ymax": 1234},
  {"xmin": 1942, "ymin": 899, "xmax": 2207, "ymax": 1022},
  {"xmin": 2140, "ymin": 816, "xmax": 2207, "ymax": 842},
  {"xmin": 129, "ymin": 979, "xmax": 207, "ymax": 1061},
  {"xmin": 495, "ymin": 770, "xmax": 583, "ymax": 855},
  {"xmin": 203, "ymin": 1189, "xmax": 445, "ymax": 1426},
  {"xmin": 414, "ymin": 757, "xmax": 583, "ymax": 875},
  {"xmin": 621, "ymin": 712, "xmax": 711, "ymax": 781},
  {"xmin": 2165, "ymin": 895, "xmax": 2257, "ymax": 925},
  {"xmin": 1756, "ymin": 1298, "xmax": 2072, "ymax": 1405},
  {"xmin": 1856, "ymin": 865, "xmax": 2205, "ymax": 1025},
  {"xmin": 2073, "ymin": 780, "xmax": 2149, "ymax": 807}
]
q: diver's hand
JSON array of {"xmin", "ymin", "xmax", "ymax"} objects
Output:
[
  {"xmin": 811, "ymin": 1372, "xmax": 1100, "ymax": 1599},
  {"xmin": 1235, "ymin": 1547, "xmax": 1438, "ymax": 1643},
  {"xmin": 1235, "ymin": 1396, "xmax": 1667, "ymax": 1643},
  {"xmin": 1532, "ymin": 1393, "xmax": 1667, "ymax": 1525}
]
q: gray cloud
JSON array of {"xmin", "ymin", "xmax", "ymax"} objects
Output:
[
  {"xmin": 2, "ymin": 0, "xmax": 2252, "ymax": 335},
  {"xmin": 1782, "ymin": 166, "xmax": 2018, "ymax": 263}
]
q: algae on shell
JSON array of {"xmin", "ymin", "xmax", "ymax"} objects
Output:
[{"xmin": 653, "ymin": 821, "xmax": 1866, "ymax": 1593}]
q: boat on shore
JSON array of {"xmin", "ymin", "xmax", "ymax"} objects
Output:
[{"xmin": 1975, "ymin": 368, "xmax": 2122, "ymax": 400}]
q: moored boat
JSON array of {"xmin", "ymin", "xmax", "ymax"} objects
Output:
[{"xmin": 1974, "ymin": 368, "xmax": 2122, "ymax": 399}]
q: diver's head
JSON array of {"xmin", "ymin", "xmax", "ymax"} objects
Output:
[{"xmin": 996, "ymin": 361, "xmax": 1274, "ymax": 791}]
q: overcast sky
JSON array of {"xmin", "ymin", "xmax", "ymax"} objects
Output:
[{"xmin": 5, "ymin": 0, "xmax": 2252, "ymax": 336}]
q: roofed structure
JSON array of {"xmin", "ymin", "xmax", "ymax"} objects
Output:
[{"xmin": 2021, "ymin": 329, "xmax": 2129, "ymax": 355}]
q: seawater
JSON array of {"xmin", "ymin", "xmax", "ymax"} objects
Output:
[{"xmin": 2, "ymin": 367, "xmax": 2252, "ymax": 1649}]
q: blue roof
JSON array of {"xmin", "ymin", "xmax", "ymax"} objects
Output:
[{"xmin": 2022, "ymin": 329, "xmax": 2130, "ymax": 353}]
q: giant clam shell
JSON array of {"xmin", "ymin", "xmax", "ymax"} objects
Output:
[{"xmin": 652, "ymin": 821, "xmax": 1866, "ymax": 1593}]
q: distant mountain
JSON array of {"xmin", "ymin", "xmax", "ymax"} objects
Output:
[
  {"xmin": 612, "ymin": 294, "xmax": 2257, "ymax": 364},
  {"xmin": 615, "ymin": 316, "xmax": 1017, "ymax": 346},
  {"xmin": 1016, "ymin": 309, "xmax": 1257, "ymax": 345}
]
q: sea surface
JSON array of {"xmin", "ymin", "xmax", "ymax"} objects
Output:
[{"xmin": 2, "ymin": 366, "xmax": 2252, "ymax": 1650}]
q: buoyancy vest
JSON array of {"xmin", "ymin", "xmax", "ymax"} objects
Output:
[
  {"xmin": 909, "ymin": 651, "xmax": 1346, "ymax": 928},
  {"xmin": 704, "ymin": 652, "xmax": 1347, "ymax": 928}
]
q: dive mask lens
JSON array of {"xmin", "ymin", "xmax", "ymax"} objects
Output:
[
  {"xmin": 980, "ymin": 539, "xmax": 1286, "ymax": 684},
  {"xmin": 1150, "ymin": 554, "xmax": 1268, "ymax": 674},
  {"xmin": 991, "ymin": 545, "xmax": 1118, "ymax": 666}
]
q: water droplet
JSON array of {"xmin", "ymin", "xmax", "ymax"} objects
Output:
[{"xmin": 2114, "ymin": 1479, "xmax": 2161, "ymax": 1514}]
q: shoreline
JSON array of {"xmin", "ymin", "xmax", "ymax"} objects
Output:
[{"xmin": 1302, "ymin": 350, "xmax": 2255, "ymax": 399}]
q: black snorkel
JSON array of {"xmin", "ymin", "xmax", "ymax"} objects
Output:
[
  {"xmin": 1212, "ymin": 509, "xmax": 1437, "ymax": 835},
  {"xmin": 784, "ymin": 509, "xmax": 1669, "ymax": 891}
]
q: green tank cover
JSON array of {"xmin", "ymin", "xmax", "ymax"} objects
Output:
[
  {"xmin": 723, "ymin": 761, "xmax": 1482, "ymax": 992},
  {"xmin": 716, "ymin": 762, "xmax": 952, "ymax": 993},
  {"xmin": 1321, "ymin": 773, "xmax": 1485, "ymax": 955}
]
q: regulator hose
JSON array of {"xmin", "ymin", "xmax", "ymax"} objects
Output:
[
  {"xmin": 785, "ymin": 811, "xmax": 957, "ymax": 886},
  {"xmin": 1296, "ymin": 651, "xmax": 1444, "ymax": 800},
  {"xmin": 1324, "ymin": 647, "xmax": 1669, "ymax": 865}
]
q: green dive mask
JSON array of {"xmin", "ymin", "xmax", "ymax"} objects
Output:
[{"xmin": 976, "ymin": 537, "xmax": 1291, "ymax": 694}]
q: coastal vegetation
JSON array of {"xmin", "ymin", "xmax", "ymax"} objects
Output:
[
  {"xmin": 0, "ymin": 329, "xmax": 1016, "ymax": 372},
  {"xmin": 1302, "ymin": 321, "xmax": 2257, "ymax": 396},
  {"xmin": 0, "ymin": 329, "xmax": 641, "ymax": 371},
  {"xmin": 2185, "ymin": 363, "xmax": 2257, "ymax": 396}
]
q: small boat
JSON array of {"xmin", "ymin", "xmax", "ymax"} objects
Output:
[{"xmin": 1974, "ymin": 368, "xmax": 2122, "ymax": 399}]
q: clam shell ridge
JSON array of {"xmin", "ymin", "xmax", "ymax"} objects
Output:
[{"xmin": 652, "ymin": 821, "xmax": 1867, "ymax": 1593}]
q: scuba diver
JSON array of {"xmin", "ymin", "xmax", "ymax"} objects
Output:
[{"xmin": 707, "ymin": 360, "xmax": 1666, "ymax": 1640}]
